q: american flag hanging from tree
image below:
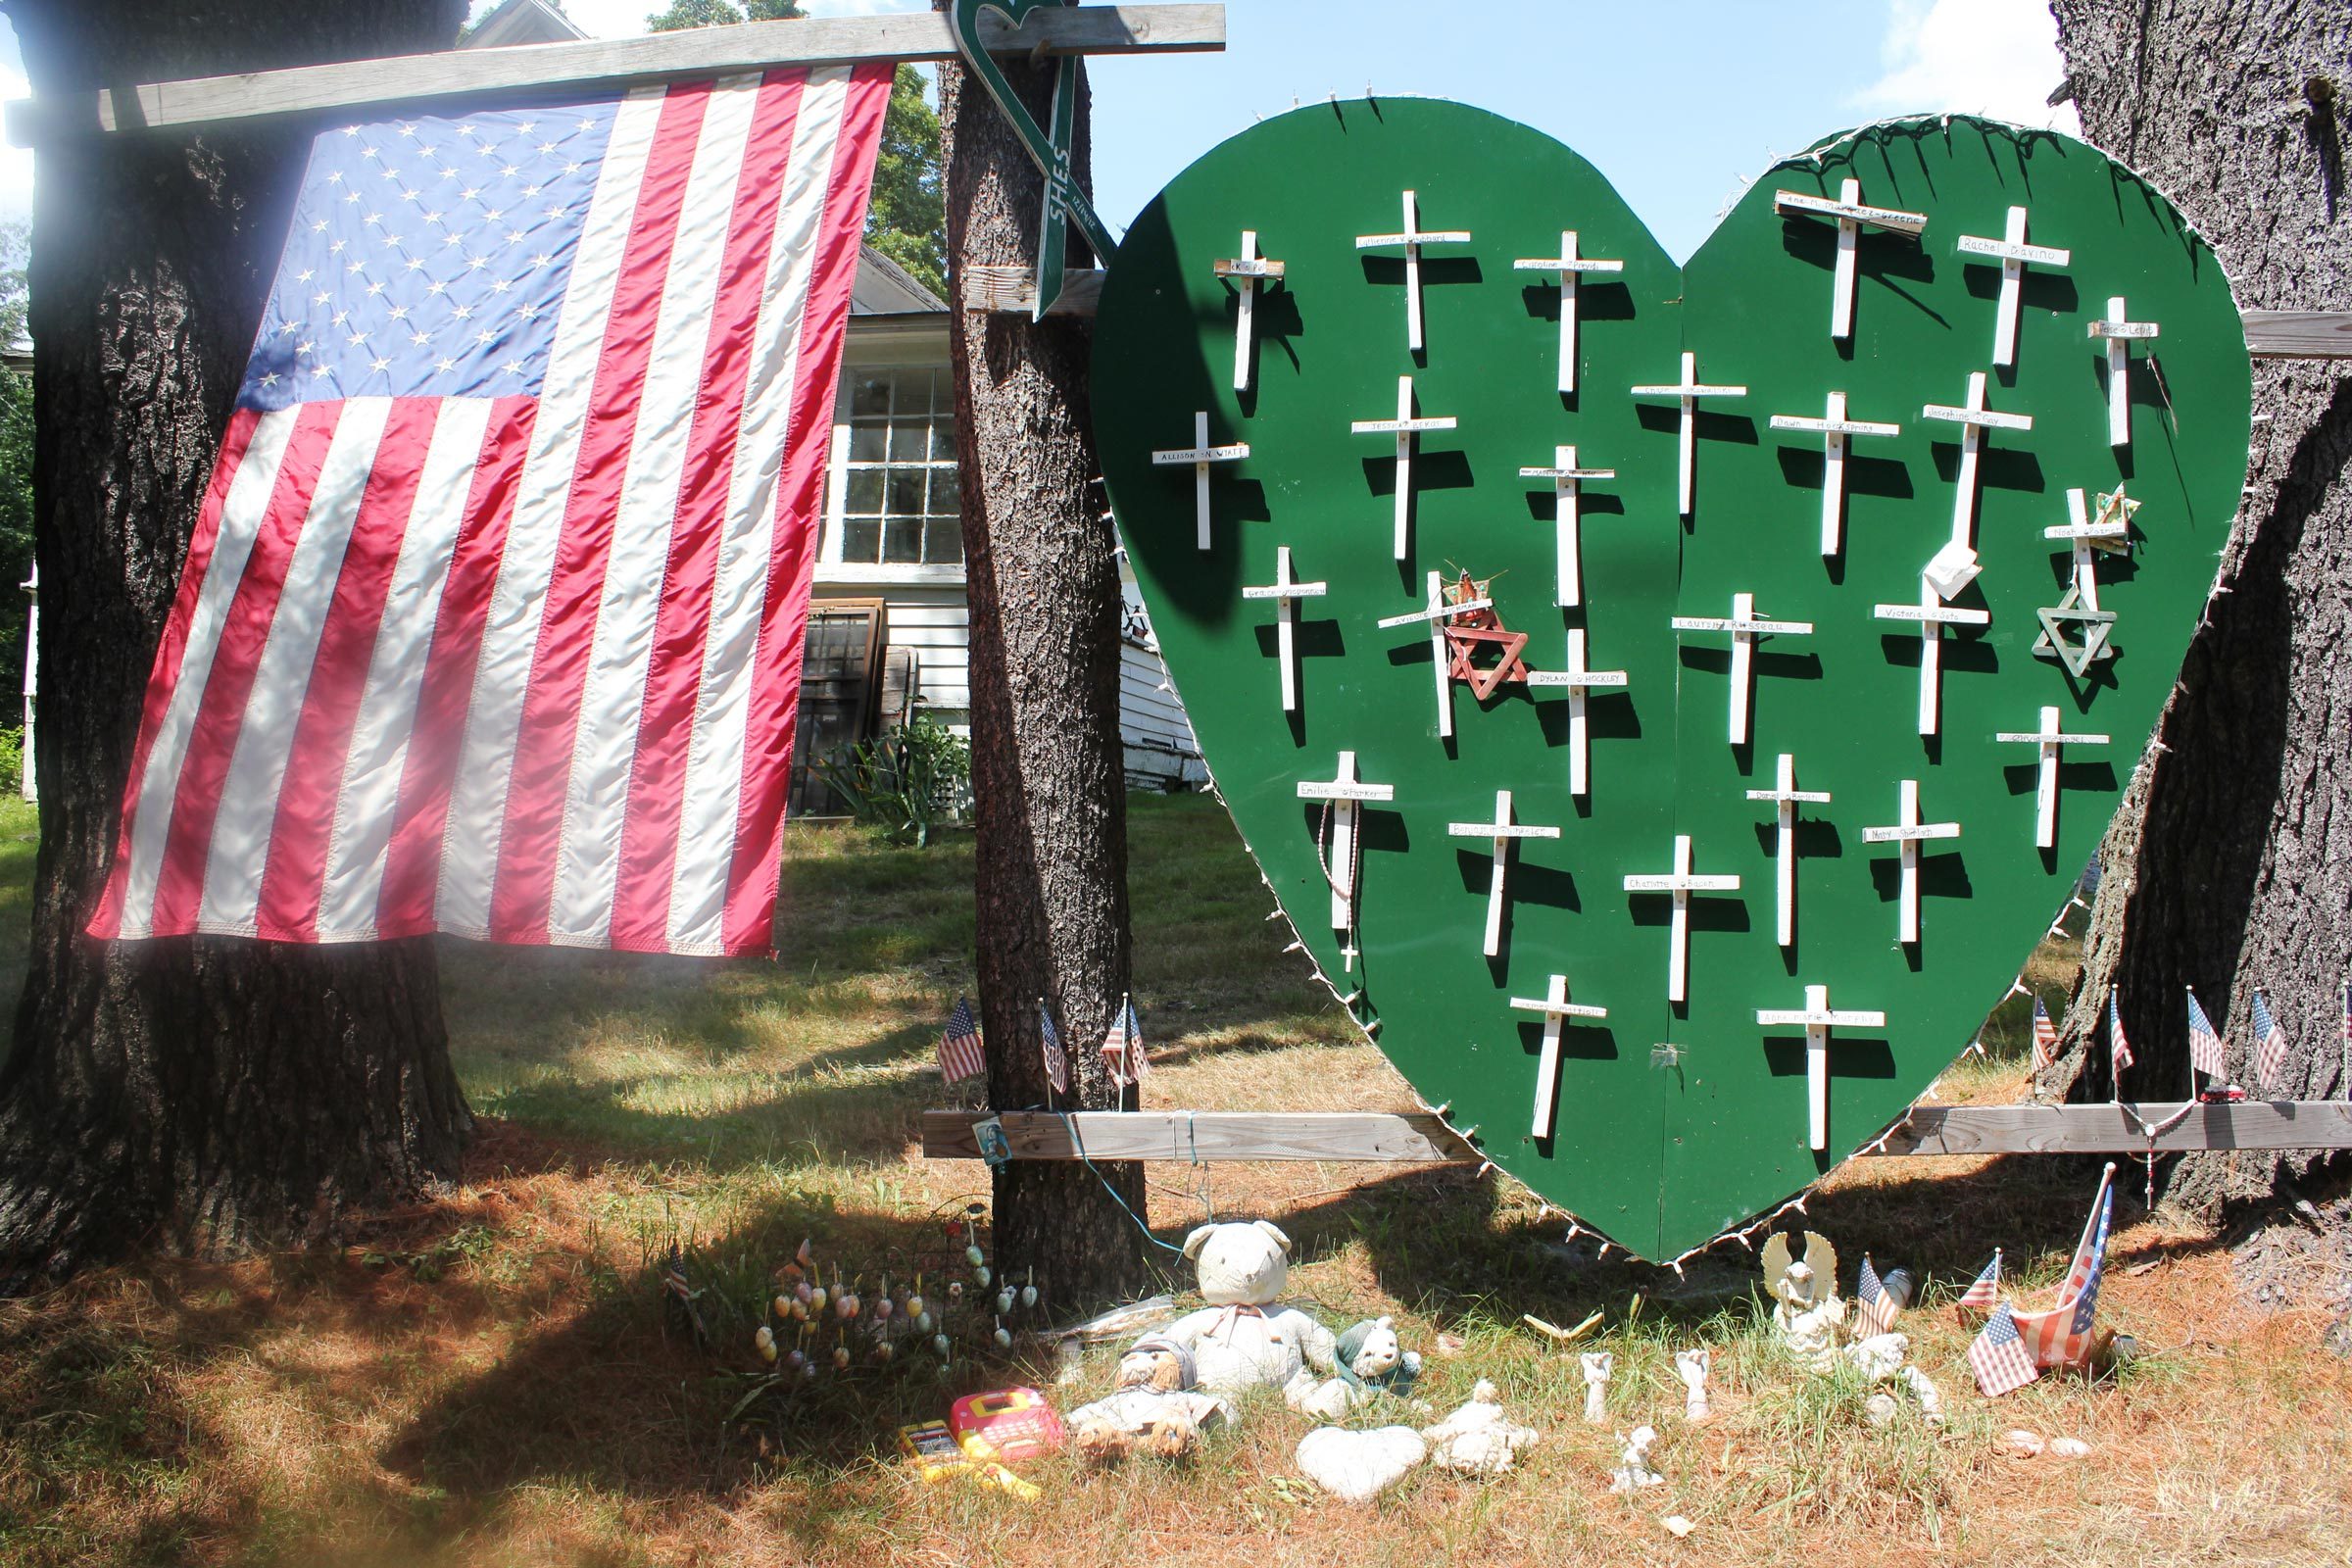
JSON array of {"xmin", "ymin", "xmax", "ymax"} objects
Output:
[
  {"xmin": 2251, "ymin": 988, "xmax": 2288, "ymax": 1095},
  {"xmin": 2187, "ymin": 989, "xmax": 2227, "ymax": 1083},
  {"xmin": 88, "ymin": 65, "xmax": 892, "ymax": 956}
]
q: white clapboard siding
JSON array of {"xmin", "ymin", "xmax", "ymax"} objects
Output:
[{"xmin": 1120, "ymin": 637, "xmax": 1206, "ymax": 789}]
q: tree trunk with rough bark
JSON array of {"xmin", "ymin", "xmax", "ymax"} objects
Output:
[
  {"xmin": 0, "ymin": 0, "xmax": 471, "ymax": 1294},
  {"xmin": 941, "ymin": 39, "xmax": 1150, "ymax": 1305},
  {"xmin": 2045, "ymin": 1, "xmax": 2352, "ymax": 1219}
]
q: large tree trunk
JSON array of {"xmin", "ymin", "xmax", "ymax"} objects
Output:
[
  {"xmin": 0, "ymin": 0, "xmax": 470, "ymax": 1293},
  {"xmin": 2046, "ymin": 2, "xmax": 2352, "ymax": 1215},
  {"xmin": 941, "ymin": 41, "xmax": 1149, "ymax": 1304}
]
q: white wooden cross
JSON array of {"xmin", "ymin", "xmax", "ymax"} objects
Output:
[
  {"xmin": 1297, "ymin": 750, "xmax": 1395, "ymax": 932},
  {"xmin": 1350, "ymin": 374, "xmax": 1458, "ymax": 561},
  {"xmin": 1525, "ymin": 628, "xmax": 1627, "ymax": 797},
  {"xmin": 1768, "ymin": 391, "xmax": 1901, "ymax": 557},
  {"xmin": 1511, "ymin": 972, "xmax": 1608, "ymax": 1140},
  {"xmin": 1996, "ymin": 705, "xmax": 2111, "ymax": 849},
  {"xmin": 1671, "ymin": 592, "xmax": 1815, "ymax": 746},
  {"xmin": 1631, "ymin": 351, "xmax": 1747, "ymax": 516},
  {"xmin": 1212, "ymin": 230, "xmax": 1286, "ymax": 393},
  {"xmin": 1240, "ymin": 545, "xmax": 1327, "ymax": 713},
  {"xmin": 1377, "ymin": 569, "xmax": 1490, "ymax": 741},
  {"xmin": 1955, "ymin": 206, "xmax": 2071, "ymax": 367},
  {"xmin": 1744, "ymin": 753, "xmax": 1830, "ymax": 949},
  {"xmin": 1755, "ymin": 983, "xmax": 1886, "ymax": 1151},
  {"xmin": 1353, "ymin": 189, "xmax": 1471, "ymax": 353},
  {"xmin": 2087, "ymin": 296, "xmax": 2160, "ymax": 449},
  {"xmin": 1872, "ymin": 578, "xmax": 1991, "ymax": 736},
  {"xmin": 1860, "ymin": 778, "xmax": 1961, "ymax": 945},
  {"xmin": 1772, "ymin": 179, "xmax": 1928, "ymax": 340},
  {"xmin": 1517, "ymin": 444, "xmax": 1616, "ymax": 607},
  {"xmin": 1511, "ymin": 229, "xmax": 1624, "ymax": 394},
  {"xmin": 1150, "ymin": 411, "xmax": 1250, "ymax": 552},
  {"xmin": 1622, "ymin": 834, "xmax": 1741, "ymax": 1004},
  {"xmin": 1448, "ymin": 789, "xmax": 1561, "ymax": 957},
  {"xmin": 2044, "ymin": 486, "xmax": 2130, "ymax": 611},
  {"xmin": 1918, "ymin": 371, "xmax": 2033, "ymax": 598}
]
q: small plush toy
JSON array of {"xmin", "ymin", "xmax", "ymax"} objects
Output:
[
  {"xmin": 1066, "ymin": 1333, "xmax": 1233, "ymax": 1463},
  {"xmin": 1284, "ymin": 1314, "xmax": 1423, "ymax": 1419},
  {"xmin": 1420, "ymin": 1379, "xmax": 1541, "ymax": 1475},
  {"xmin": 1159, "ymin": 1221, "xmax": 1339, "ymax": 1396}
]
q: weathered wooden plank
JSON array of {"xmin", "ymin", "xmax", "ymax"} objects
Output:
[
  {"xmin": 6, "ymin": 5, "xmax": 1224, "ymax": 144},
  {"xmin": 2243, "ymin": 309, "xmax": 2352, "ymax": 360},
  {"xmin": 919, "ymin": 1102, "xmax": 2352, "ymax": 1163},
  {"xmin": 960, "ymin": 266, "xmax": 1105, "ymax": 318}
]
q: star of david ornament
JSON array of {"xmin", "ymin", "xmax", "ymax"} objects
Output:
[{"xmin": 1441, "ymin": 571, "xmax": 1531, "ymax": 700}]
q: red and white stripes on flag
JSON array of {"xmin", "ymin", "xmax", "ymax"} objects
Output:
[
  {"xmin": 2029, "ymin": 996, "xmax": 2058, "ymax": 1070},
  {"xmin": 1954, "ymin": 1248, "xmax": 2001, "ymax": 1321},
  {"xmin": 88, "ymin": 66, "xmax": 892, "ymax": 956}
]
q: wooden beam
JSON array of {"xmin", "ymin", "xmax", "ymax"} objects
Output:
[
  {"xmin": 919, "ymin": 1102, "xmax": 2352, "ymax": 1163},
  {"xmin": 2243, "ymin": 310, "xmax": 2352, "ymax": 360},
  {"xmin": 961, "ymin": 265, "xmax": 1104, "ymax": 318},
  {"xmin": 5, "ymin": 5, "xmax": 1225, "ymax": 145}
]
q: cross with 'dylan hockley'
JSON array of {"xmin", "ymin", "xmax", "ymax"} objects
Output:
[
  {"xmin": 1755, "ymin": 983, "xmax": 1886, "ymax": 1152},
  {"xmin": 1525, "ymin": 627, "xmax": 1628, "ymax": 798},
  {"xmin": 1511, "ymin": 972, "xmax": 1607, "ymax": 1140}
]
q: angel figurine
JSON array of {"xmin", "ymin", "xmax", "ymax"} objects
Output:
[{"xmin": 1762, "ymin": 1230, "xmax": 1847, "ymax": 1371}]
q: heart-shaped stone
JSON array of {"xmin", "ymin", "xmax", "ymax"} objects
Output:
[{"xmin": 1092, "ymin": 101, "xmax": 2250, "ymax": 1257}]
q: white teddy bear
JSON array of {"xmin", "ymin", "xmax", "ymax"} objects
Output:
[
  {"xmin": 1158, "ymin": 1220, "xmax": 1339, "ymax": 1397},
  {"xmin": 1285, "ymin": 1313, "xmax": 1424, "ymax": 1420}
]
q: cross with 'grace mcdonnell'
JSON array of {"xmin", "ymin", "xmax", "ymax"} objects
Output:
[
  {"xmin": 1518, "ymin": 444, "xmax": 1616, "ymax": 607},
  {"xmin": 1757, "ymin": 983, "xmax": 1886, "ymax": 1152},
  {"xmin": 1744, "ymin": 752, "xmax": 1830, "ymax": 950},
  {"xmin": 1350, "ymin": 374, "xmax": 1458, "ymax": 561},
  {"xmin": 1448, "ymin": 788, "xmax": 1561, "ymax": 958},
  {"xmin": 1631, "ymin": 350, "xmax": 1747, "ymax": 516},
  {"xmin": 1511, "ymin": 972, "xmax": 1608, "ymax": 1140},
  {"xmin": 1241, "ymin": 544, "xmax": 1326, "ymax": 714},
  {"xmin": 1919, "ymin": 370, "xmax": 2033, "ymax": 599},
  {"xmin": 1872, "ymin": 577, "xmax": 1990, "ymax": 737},
  {"xmin": 1623, "ymin": 833, "xmax": 1741, "ymax": 1004},
  {"xmin": 1772, "ymin": 178, "xmax": 1928, "ymax": 341},
  {"xmin": 1354, "ymin": 189, "xmax": 1471, "ymax": 354},
  {"xmin": 1525, "ymin": 627, "xmax": 1628, "ymax": 798},
  {"xmin": 1150, "ymin": 411, "xmax": 1249, "ymax": 552},
  {"xmin": 1213, "ymin": 229, "xmax": 1286, "ymax": 393},
  {"xmin": 1769, "ymin": 390, "xmax": 1901, "ymax": 558},
  {"xmin": 1672, "ymin": 591, "xmax": 1815, "ymax": 747},
  {"xmin": 1512, "ymin": 229, "xmax": 1623, "ymax": 394},
  {"xmin": 1997, "ymin": 705, "xmax": 2110, "ymax": 850},
  {"xmin": 1860, "ymin": 778, "xmax": 1961, "ymax": 946},
  {"xmin": 1955, "ymin": 205, "xmax": 2071, "ymax": 368}
]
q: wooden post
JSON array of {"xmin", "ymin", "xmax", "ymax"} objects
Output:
[
  {"xmin": 1631, "ymin": 350, "xmax": 1746, "ymax": 516},
  {"xmin": 1510, "ymin": 972, "xmax": 1607, "ymax": 1139},
  {"xmin": 1447, "ymin": 788, "xmax": 1560, "ymax": 957},
  {"xmin": 1512, "ymin": 229, "xmax": 1623, "ymax": 394},
  {"xmin": 1240, "ymin": 545, "xmax": 1325, "ymax": 712},
  {"xmin": 1955, "ymin": 206, "xmax": 2070, "ymax": 367},
  {"xmin": 1744, "ymin": 753, "xmax": 1830, "ymax": 949},
  {"xmin": 1756, "ymin": 984, "xmax": 1886, "ymax": 1151}
]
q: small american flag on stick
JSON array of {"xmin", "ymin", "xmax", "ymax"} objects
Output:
[
  {"xmin": 1954, "ymin": 1249, "xmax": 2001, "ymax": 1321},
  {"xmin": 2107, "ymin": 986, "xmax": 2133, "ymax": 1077},
  {"xmin": 2251, "ymin": 988, "xmax": 2288, "ymax": 1096},
  {"xmin": 1854, "ymin": 1252, "xmax": 1897, "ymax": 1338},
  {"xmin": 2030, "ymin": 997, "xmax": 2058, "ymax": 1070},
  {"xmin": 1039, "ymin": 998, "xmax": 1068, "ymax": 1097},
  {"xmin": 937, "ymin": 995, "xmax": 985, "ymax": 1085},
  {"xmin": 2187, "ymin": 988, "xmax": 2226, "ymax": 1083},
  {"xmin": 1968, "ymin": 1301, "xmax": 2040, "ymax": 1396},
  {"xmin": 1100, "ymin": 994, "xmax": 1146, "ymax": 1089}
]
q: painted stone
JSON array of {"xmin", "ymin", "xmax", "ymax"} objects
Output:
[{"xmin": 1092, "ymin": 101, "xmax": 2251, "ymax": 1257}]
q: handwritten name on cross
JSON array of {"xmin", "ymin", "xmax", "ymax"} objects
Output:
[
  {"xmin": 1919, "ymin": 371, "xmax": 2034, "ymax": 598},
  {"xmin": 1212, "ymin": 230, "xmax": 1286, "ymax": 393},
  {"xmin": 1671, "ymin": 592, "xmax": 1815, "ymax": 746},
  {"xmin": 1510, "ymin": 972, "xmax": 1608, "ymax": 1140},
  {"xmin": 1860, "ymin": 778, "xmax": 1962, "ymax": 945},
  {"xmin": 1241, "ymin": 545, "xmax": 1327, "ymax": 713},
  {"xmin": 1297, "ymin": 750, "xmax": 1396, "ymax": 934},
  {"xmin": 1772, "ymin": 179, "xmax": 1928, "ymax": 340},
  {"xmin": 2086, "ymin": 296, "xmax": 2160, "ymax": 449},
  {"xmin": 1622, "ymin": 833, "xmax": 1741, "ymax": 1004},
  {"xmin": 1631, "ymin": 351, "xmax": 1747, "ymax": 516},
  {"xmin": 1955, "ymin": 205, "xmax": 2071, "ymax": 367},
  {"xmin": 1872, "ymin": 578, "xmax": 1990, "ymax": 736},
  {"xmin": 1744, "ymin": 753, "xmax": 1830, "ymax": 949},
  {"xmin": 1756, "ymin": 983, "xmax": 1886, "ymax": 1151},
  {"xmin": 1350, "ymin": 374, "xmax": 1458, "ymax": 561},
  {"xmin": 1768, "ymin": 391, "xmax": 1901, "ymax": 557},
  {"xmin": 1996, "ymin": 705, "xmax": 2110, "ymax": 850},
  {"xmin": 1354, "ymin": 189, "xmax": 1471, "ymax": 353},
  {"xmin": 1511, "ymin": 229, "xmax": 1623, "ymax": 394},
  {"xmin": 1377, "ymin": 570, "xmax": 1490, "ymax": 741},
  {"xmin": 1150, "ymin": 411, "xmax": 1249, "ymax": 552},
  {"xmin": 1518, "ymin": 444, "xmax": 1617, "ymax": 607},
  {"xmin": 2034, "ymin": 486, "xmax": 2130, "ymax": 676},
  {"xmin": 1526, "ymin": 628, "xmax": 1628, "ymax": 797},
  {"xmin": 1447, "ymin": 789, "xmax": 1561, "ymax": 958}
]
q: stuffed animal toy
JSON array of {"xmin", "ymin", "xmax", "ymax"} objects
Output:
[
  {"xmin": 1159, "ymin": 1221, "xmax": 1339, "ymax": 1396},
  {"xmin": 1421, "ymin": 1379, "xmax": 1541, "ymax": 1475},
  {"xmin": 1066, "ymin": 1333, "xmax": 1235, "ymax": 1463},
  {"xmin": 1284, "ymin": 1314, "xmax": 1423, "ymax": 1419}
]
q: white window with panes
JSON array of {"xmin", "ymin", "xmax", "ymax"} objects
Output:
[{"xmin": 823, "ymin": 366, "xmax": 963, "ymax": 570}]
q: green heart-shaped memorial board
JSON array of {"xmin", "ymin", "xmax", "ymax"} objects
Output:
[{"xmin": 1092, "ymin": 101, "xmax": 2250, "ymax": 1258}]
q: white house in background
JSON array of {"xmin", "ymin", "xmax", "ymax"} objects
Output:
[{"xmin": 462, "ymin": 0, "xmax": 1204, "ymax": 812}]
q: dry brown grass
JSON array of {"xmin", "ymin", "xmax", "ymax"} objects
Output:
[{"xmin": 3, "ymin": 800, "xmax": 2348, "ymax": 1567}]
